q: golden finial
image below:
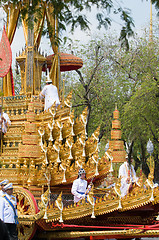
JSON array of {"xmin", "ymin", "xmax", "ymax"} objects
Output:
[
  {"xmin": 116, "ymin": 176, "xmax": 121, "ymax": 192},
  {"xmin": 149, "ymin": 0, "xmax": 153, "ymax": 42},
  {"xmin": 115, "ymin": 103, "xmax": 117, "ymax": 110},
  {"xmin": 62, "ymin": 78, "xmax": 65, "ymax": 103},
  {"xmin": 39, "ymin": 189, "xmax": 50, "ymax": 210},
  {"xmin": 55, "ymin": 192, "xmax": 63, "ymax": 210}
]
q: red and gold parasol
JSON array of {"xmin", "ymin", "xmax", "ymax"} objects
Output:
[
  {"xmin": 0, "ymin": 26, "xmax": 12, "ymax": 78},
  {"xmin": 44, "ymin": 52, "xmax": 83, "ymax": 72}
]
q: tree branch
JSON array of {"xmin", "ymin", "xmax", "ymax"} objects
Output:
[
  {"xmin": 142, "ymin": 115, "xmax": 159, "ymax": 144},
  {"xmin": 75, "ymin": 69, "xmax": 86, "ymax": 87},
  {"xmin": 87, "ymin": 56, "xmax": 104, "ymax": 88},
  {"xmin": 72, "ymin": 103, "xmax": 87, "ymax": 107}
]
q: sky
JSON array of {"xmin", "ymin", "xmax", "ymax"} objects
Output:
[
  {"xmin": 67, "ymin": 0, "xmax": 157, "ymax": 42},
  {"xmin": 0, "ymin": 0, "xmax": 158, "ymax": 65}
]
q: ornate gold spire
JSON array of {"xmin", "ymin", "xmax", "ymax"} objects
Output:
[
  {"xmin": 149, "ymin": 0, "xmax": 153, "ymax": 42},
  {"xmin": 109, "ymin": 105, "xmax": 126, "ymax": 162},
  {"xmin": 115, "ymin": 102, "xmax": 117, "ymax": 111}
]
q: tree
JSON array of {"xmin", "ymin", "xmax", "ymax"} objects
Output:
[
  {"xmin": 61, "ymin": 34, "xmax": 136, "ymax": 137},
  {"xmin": 105, "ymin": 33, "xmax": 159, "ymax": 180},
  {"xmin": 120, "ymin": 43, "xmax": 159, "ymax": 179},
  {"xmin": 61, "ymin": 29, "xmax": 159, "ymax": 179},
  {"xmin": 0, "ymin": 0, "xmax": 135, "ymax": 48}
]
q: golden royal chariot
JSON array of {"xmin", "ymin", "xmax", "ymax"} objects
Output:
[{"xmin": 0, "ymin": 1, "xmax": 159, "ymax": 240}]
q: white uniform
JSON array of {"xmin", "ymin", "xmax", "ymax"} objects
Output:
[
  {"xmin": 40, "ymin": 84, "xmax": 60, "ymax": 111},
  {"xmin": 0, "ymin": 193, "xmax": 17, "ymax": 224},
  {"xmin": 0, "ymin": 112, "xmax": 11, "ymax": 133},
  {"xmin": 71, "ymin": 178, "xmax": 88, "ymax": 203},
  {"xmin": 119, "ymin": 161, "xmax": 138, "ymax": 197}
]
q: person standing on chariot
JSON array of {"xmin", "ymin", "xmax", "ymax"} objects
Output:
[
  {"xmin": 119, "ymin": 155, "xmax": 138, "ymax": 197},
  {"xmin": 0, "ymin": 180, "xmax": 9, "ymax": 197},
  {"xmin": 39, "ymin": 74, "xmax": 60, "ymax": 111},
  {"xmin": 0, "ymin": 183, "xmax": 18, "ymax": 240},
  {"xmin": 0, "ymin": 106, "xmax": 11, "ymax": 153},
  {"xmin": 71, "ymin": 168, "xmax": 92, "ymax": 203},
  {"xmin": 0, "ymin": 106, "xmax": 11, "ymax": 134}
]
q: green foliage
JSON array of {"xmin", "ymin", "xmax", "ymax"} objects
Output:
[
  {"xmin": 0, "ymin": 0, "xmax": 139, "ymax": 48},
  {"xmin": 61, "ymin": 30, "xmax": 159, "ymax": 179},
  {"xmin": 61, "ymin": 35, "xmax": 132, "ymax": 138},
  {"xmin": 152, "ymin": 0, "xmax": 159, "ymax": 11}
]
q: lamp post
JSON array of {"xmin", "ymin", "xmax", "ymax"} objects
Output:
[
  {"xmin": 147, "ymin": 139, "xmax": 154, "ymax": 155},
  {"xmin": 147, "ymin": 139, "xmax": 154, "ymax": 172}
]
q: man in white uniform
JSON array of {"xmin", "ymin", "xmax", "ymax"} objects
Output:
[
  {"xmin": 0, "ymin": 106, "xmax": 11, "ymax": 134},
  {"xmin": 119, "ymin": 156, "xmax": 138, "ymax": 197},
  {"xmin": 71, "ymin": 168, "xmax": 91, "ymax": 203},
  {"xmin": 0, "ymin": 179, "xmax": 9, "ymax": 197},
  {"xmin": 39, "ymin": 76, "xmax": 60, "ymax": 111},
  {"xmin": 0, "ymin": 183, "xmax": 18, "ymax": 240}
]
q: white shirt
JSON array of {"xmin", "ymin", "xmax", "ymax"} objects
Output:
[
  {"xmin": 0, "ymin": 193, "xmax": 17, "ymax": 224},
  {"xmin": 40, "ymin": 84, "xmax": 60, "ymax": 111},
  {"xmin": 0, "ymin": 112, "xmax": 11, "ymax": 133},
  {"xmin": 119, "ymin": 161, "xmax": 138, "ymax": 197},
  {"xmin": 71, "ymin": 178, "xmax": 88, "ymax": 203}
]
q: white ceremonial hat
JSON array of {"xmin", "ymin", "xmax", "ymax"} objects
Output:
[
  {"xmin": 0, "ymin": 179, "xmax": 9, "ymax": 186},
  {"xmin": 4, "ymin": 183, "xmax": 13, "ymax": 190},
  {"xmin": 46, "ymin": 73, "xmax": 52, "ymax": 83}
]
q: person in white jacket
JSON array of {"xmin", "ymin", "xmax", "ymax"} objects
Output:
[
  {"xmin": 39, "ymin": 77, "xmax": 60, "ymax": 111},
  {"xmin": 0, "ymin": 183, "xmax": 18, "ymax": 240},
  {"xmin": 71, "ymin": 168, "xmax": 91, "ymax": 203},
  {"xmin": 0, "ymin": 106, "xmax": 11, "ymax": 134},
  {"xmin": 119, "ymin": 156, "xmax": 138, "ymax": 197}
]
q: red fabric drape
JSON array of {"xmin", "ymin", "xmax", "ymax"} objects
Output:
[{"xmin": 10, "ymin": 67, "xmax": 14, "ymax": 96}]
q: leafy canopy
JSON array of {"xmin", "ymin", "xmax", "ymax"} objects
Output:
[{"xmin": 0, "ymin": 0, "xmax": 136, "ymax": 49}]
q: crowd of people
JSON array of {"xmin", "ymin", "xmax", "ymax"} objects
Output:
[{"xmin": 0, "ymin": 180, "xmax": 18, "ymax": 240}]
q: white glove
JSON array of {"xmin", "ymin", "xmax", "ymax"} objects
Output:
[
  {"xmin": 81, "ymin": 194, "xmax": 86, "ymax": 199},
  {"xmin": 88, "ymin": 184, "xmax": 92, "ymax": 189}
]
